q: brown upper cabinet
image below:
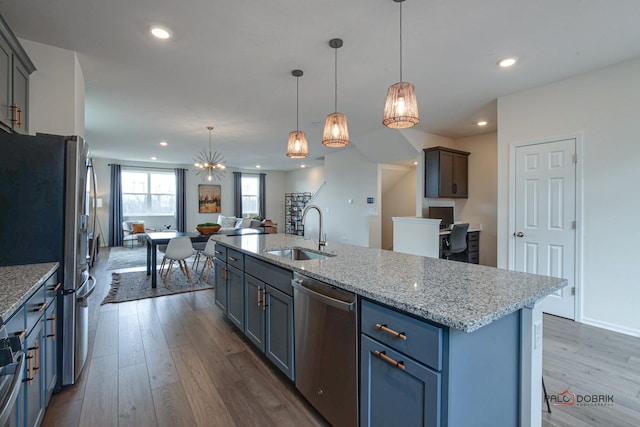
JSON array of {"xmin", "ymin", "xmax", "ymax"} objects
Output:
[
  {"xmin": 0, "ymin": 14, "xmax": 35, "ymax": 134},
  {"xmin": 423, "ymin": 147, "xmax": 470, "ymax": 198}
]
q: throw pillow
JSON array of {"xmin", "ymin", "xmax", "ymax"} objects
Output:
[
  {"xmin": 131, "ymin": 223, "xmax": 145, "ymax": 234},
  {"xmin": 236, "ymin": 218, "xmax": 252, "ymax": 229},
  {"xmin": 218, "ymin": 215, "xmax": 237, "ymax": 228}
]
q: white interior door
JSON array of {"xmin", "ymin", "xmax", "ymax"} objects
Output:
[{"xmin": 514, "ymin": 139, "xmax": 576, "ymax": 319}]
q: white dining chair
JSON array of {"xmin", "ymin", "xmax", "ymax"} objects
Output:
[
  {"xmin": 163, "ymin": 236, "xmax": 195, "ymax": 287},
  {"xmin": 199, "ymin": 237, "xmax": 217, "ymax": 283}
]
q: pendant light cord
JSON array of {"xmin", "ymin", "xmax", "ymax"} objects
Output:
[
  {"xmin": 296, "ymin": 76, "xmax": 300, "ymax": 132},
  {"xmin": 399, "ymin": 1, "xmax": 403, "ymax": 82},
  {"xmin": 334, "ymin": 47, "xmax": 338, "ymax": 113}
]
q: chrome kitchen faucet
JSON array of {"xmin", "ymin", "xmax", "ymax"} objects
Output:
[{"xmin": 301, "ymin": 204, "xmax": 326, "ymax": 251}]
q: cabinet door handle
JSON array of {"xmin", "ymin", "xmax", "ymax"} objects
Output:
[
  {"xmin": 214, "ymin": 250, "xmax": 222, "ymax": 255},
  {"xmin": 17, "ymin": 107, "xmax": 23, "ymax": 128},
  {"xmin": 11, "ymin": 104, "xmax": 18, "ymax": 123},
  {"xmin": 375, "ymin": 323, "xmax": 407, "ymax": 340},
  {"xmin": 49, "ymin": 283, "xmax": 63, "ymax": 293},
  {"xmin": 221, "ymin": 267, "xmax": 227, "ymax": 280},
  {"xmin": 262, "ymin": 289, "xmax": 267, "ymax": 311},
  {"xmin": 34, "ymin": 301, "xmax": 48, "ymax": 313},
  {"xmin": 24, "ymin": 349, "xmax": 34, "ymax": 385},
  {"xmin": 452, "ymin": 183, "xmax": 457, "ymax": 194},
  {"xmin": 47, "ymin": 313, "xmax": 56, "ymax": 340},
  {"xmin": 228, "ymin": 256, "xmax": 237, "ymax": 262},
  {"xmin": 373, "ymin": 350, "xmax": 405, "ymax": 371},
  {"xmin": 257, "ymin": 286, "xmax": 262, "ymax": 307},
  {"xmin": 14, "ymin": 329, "xmax": 27, "ymax": 340}
]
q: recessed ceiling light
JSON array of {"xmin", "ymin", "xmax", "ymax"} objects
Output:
[
  {"xmin": 498, "ymin": 57, "xmax": 517, "ymax": 68},
  {"xmin": 301, "ymin": 165, "xmax": 306, "ymax": 168},
  {"xmin": 150, "ymin": 156, "xmax": 157, "ymax": 160},
  {"xmin": 413, "ymin": 161, "xmax": 418, "ymax": 165},
  {"xmin": 256, "ymin": 165, "xmax": 261, "ymax": 168},
  {"xmin": 477, "ymin": 121, "xmax": 488, "ymax": 126},
  {"xmin": 148, "ymin": 25, "xmax": 172, "ymax": 40},
  {"xmin": 160, "ymin": 141, "xmax": 168, "ymax": 146}
]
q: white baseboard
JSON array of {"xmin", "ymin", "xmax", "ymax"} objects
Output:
[{"xmin": 580, "ymin": 317, "xmax": 640, "ymax": 337}]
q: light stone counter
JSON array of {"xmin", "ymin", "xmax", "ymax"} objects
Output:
[
  {"xmin": 212, "ymin": 234, "xmax": 566, "ymax": 332},
  {"xmin": 0, "ymin": 262, "xmax": 59, "ymax": 322}
]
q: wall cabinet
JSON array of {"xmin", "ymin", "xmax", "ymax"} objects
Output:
[
  {"xmin": 424, "ymin": 147, "xmax": 470, "ymax": 198},
  {"xmin": 0, "ymin": 16, "xmax": 35, "ymax": 134}
]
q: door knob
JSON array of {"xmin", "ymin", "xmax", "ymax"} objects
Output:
[{"xmin": 514, "ymin": 232, "xmax": 524, "ymax": 238}]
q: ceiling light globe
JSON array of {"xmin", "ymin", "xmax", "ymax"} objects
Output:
[
  {"xmin": 149, "ymin": 25, "xmax": 172, "ymax": 39},
  {"xmin": 498, "ymin": 57, "xmax": 517, "ymax": 68}
]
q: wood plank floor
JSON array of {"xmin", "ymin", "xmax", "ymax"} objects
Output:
[{"xmin": 41, "ymin": 248, "xmax": 640, "ymax": 426}]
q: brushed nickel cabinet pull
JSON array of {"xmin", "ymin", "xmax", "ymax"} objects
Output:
[
  {"xmin": 228, "ymin": 256, "xmax": 237, "ymax": 262},
  {"xmin": 374, "ymin": 350, "xmax": 405, "ymax": 370},
  {"xmin": 375, "ymin": 323, "xmax": 407, "ymax": 340}
]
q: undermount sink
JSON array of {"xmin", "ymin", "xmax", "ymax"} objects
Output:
[{"xmin": 265, "ymin": 247, "xmax": 335, "ymax": 260}]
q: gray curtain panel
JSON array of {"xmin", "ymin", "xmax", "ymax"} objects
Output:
[
  {"xmin": 233, "ymin": 171, "xmax": 242, "ymax": 217},
  {"xmin": 175, "ymin": 168, "xmax": 187, "ymax": 231},
  {"xmin": 259, "ymin": 173, "xmax": 266, "ymax": 218},
  {"xmin": 108, "ymin": 163, "xmax": 123, "ymax": 246}
]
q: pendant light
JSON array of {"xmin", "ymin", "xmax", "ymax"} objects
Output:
[
  {"xmin": 322, "ymin": 38, "xmax": 349, "ymax": 148},
  {"xmin": 194, "ymin": 126, "xmax": 226, "ymax": 182},
  {"xmin": 383, "ymin": 0, "xmax": 419, "ymax": 129},
  {"xmin": 286, "ymin": 69, "xmax": 309, "ymax": 159}
]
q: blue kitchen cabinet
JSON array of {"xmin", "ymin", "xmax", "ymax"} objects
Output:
[
  {"xmin": 43, "ymin": 298, "xmax": 57, "ymax": 402},
  {"xmin": 213, "ymin": 257, "xmax": 228, "ymax": 313},
  {"xmin": 264, "ymin": 285, "xmax": 294, "ymax": 380},
  {"xmin": 361, "ymin": 335, "xmax": 440, "ymax": 427},
  {"xmin": 360, "ymin": 299, "xmax": 520, "ymax": 427},
  {"xmin": 244, "ymin": 274, "xmax": 265, "ymax": 351},
  {"xmin": 226, "ymin": 265, "xmax": 244, "ymax": 330}
]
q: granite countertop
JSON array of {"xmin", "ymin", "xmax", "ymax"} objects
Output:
[
  {"xmin": 0, "ymin": 263, "xmax": 59, "ymax": 322},
  {"xmin": 212, "ymin": 234, "xmax": 567, "ymax": 332}
]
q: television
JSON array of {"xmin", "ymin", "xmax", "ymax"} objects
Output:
[{"xmin": 427, "ymin": 206, "xmax": 454, "ymax": 228}]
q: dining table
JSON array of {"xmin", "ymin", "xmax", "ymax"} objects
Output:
[{"xmin": 145, "ymin": 228, "xmax": 265, "ymax": 288}]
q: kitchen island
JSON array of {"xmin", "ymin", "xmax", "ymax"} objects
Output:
[{"xmin": 211, "ymin": 233, "xmax": 566, "ymax": 427}]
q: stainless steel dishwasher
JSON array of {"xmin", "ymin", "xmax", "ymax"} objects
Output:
[{"xmin": 292, "ymin": 272, "xmax": 358, "ymax": 427}]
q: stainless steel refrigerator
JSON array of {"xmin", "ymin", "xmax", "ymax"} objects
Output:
[{"xmin": 0, "ymin": 132, "xmax": 96, "ymax": 388}]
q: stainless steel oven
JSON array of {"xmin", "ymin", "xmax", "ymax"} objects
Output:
[{"xmin": 0, "ymin": 318, "xmax": 24, "ymax": 427}]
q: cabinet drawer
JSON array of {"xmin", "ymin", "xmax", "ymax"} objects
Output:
[
  {"xmin": 26, "ymin": 284, "xmax": 47, "ymax": 333},
  {"xmin": 226, "ymin": 248, "xmax": 244, "ymax": 270},
  {"xmin": 467, "ymin": 251, "xmax": 479, "ymax": 264},
  {"xmin": 45, "ymin": 274, "xmax": 61, "ymax": 304},
  {"xmin": 467, "ymin": 231, "xmax": 479, "ymax": 242},
  {"xmin": 468, "ymin": 239, "xmax": 479, "ymax": 252},
  {"xmin": 214, "ymin": 243, "xmax": 227, "ymax": 261},
  {"xmin": 361, "ymin": 299, "xmax": 442, "ymax": 371},
  {"xmin": 245, "ymin": 256, "xmax": 293, "ymax": 296}
]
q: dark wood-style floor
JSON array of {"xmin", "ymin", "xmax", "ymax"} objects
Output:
[{"xmin": 41, "ymin": 248, "xmax": 639, "ymax": 426}]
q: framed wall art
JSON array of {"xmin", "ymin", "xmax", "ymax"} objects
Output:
[{"xmin": 198, "ymin": 184, "xmax": 221, "ymax": 213}]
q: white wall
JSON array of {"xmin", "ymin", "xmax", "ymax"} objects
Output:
[
  {"xmin": 498, "ymin": 57, "xmax": 640, "ymax": 335},
  {"xmin": 380, "ymin": 165, "xmax": 416, "ymax": 250},
  {"xmin": 20, "ymin": 38, "xmax": 85, "ymax": 137},
  {"xmin": 456, "ymin": 132, "xmax": 498, "ymax": 267},
  {"xmin": 285, "ymin": 149, "xmax": 378, "ymax": 247},
  {"xmin": 92, "ymin": 157, "xmax": 286, "ymax": 244}
]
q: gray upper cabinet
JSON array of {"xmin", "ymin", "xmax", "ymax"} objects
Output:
[
  {"xmin": 0, "ymin": 14, "xmax": 36, "ymax": 134},
  {"xmin": 424, "ymin": 147, "xmax": 470, "ymax": 198}
]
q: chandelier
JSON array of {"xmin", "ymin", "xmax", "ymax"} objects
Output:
[{"xmin": 194, "ymin": 126, "xmax": 226, "ymax": 182}]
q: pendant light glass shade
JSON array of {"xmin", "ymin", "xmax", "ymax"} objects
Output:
[
  {"xmin": 287, "ymin": 70, "xmax": 309, "ymax": 159},
  {"xmin": 322, "ymin": 38, "xmax": 349, "ymax": 148},
  {"xmin": 383, "ymin": 0, "xmax": 419, "ymax": 129},
  {"xmin": 286, "ymin": 131, "xmax": 309, "ymax": 159},
  {"xmin": 383, "ymin": 81, "xmax": 419, "ymax": 129},
  {"xmin": 322, "ymin": 112, "xmax": 349, "ymax": 147}
]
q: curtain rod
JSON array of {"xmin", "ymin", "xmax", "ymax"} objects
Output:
[{"xmin": 107, "ymin": 163, "xmax": 185, "ymax": 171}]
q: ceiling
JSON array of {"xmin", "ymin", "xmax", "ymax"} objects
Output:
[{"xmin": 2, "ymin": 0, "xmax": 640, "ymax": 171}]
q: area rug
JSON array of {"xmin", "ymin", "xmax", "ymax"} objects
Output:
[
  {"xmin": 107, "ymin": 246, "xmax": 197, "ymax": 271},
  {"xmin": 101, "ymin": 270, "xmax": 214, "ymax": 305}
]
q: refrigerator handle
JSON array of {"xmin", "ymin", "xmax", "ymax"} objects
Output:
[{"xmin": 76, "ymin": 276, "xmax": 96, "ymax": 302}]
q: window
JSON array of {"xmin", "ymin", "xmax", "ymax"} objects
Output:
[
  {"xmin": 241, "ymin": 174, "xmax": 260, "ymax": 217},
  {"xmin": 122, "ymin": 170, "xmax": 175, "ymax": 216}
]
